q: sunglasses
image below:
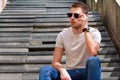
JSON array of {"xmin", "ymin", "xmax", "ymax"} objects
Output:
[{"xmin": 67, "ymin": 13, "xmax": 83, "ymax": 19}]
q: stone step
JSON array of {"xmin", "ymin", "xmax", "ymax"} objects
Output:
[
  {"xmin": 32, "ymin": 26, "xmax": 106, "ymax": 33},
  {"xmin": 6, "ymin": 3, "xmax": 46, "ymax": 7},
  {"xmin": 8, "ymin": 0, "xmax": 79, "ymax": 3},
  {"xmin": 102, "ymin": 77, "xmax": 120, "ymax": 80},
  {"xmin": 4, "ymin": 61, "xmax": 118, "ymax": 70},
  {"xmin": 0, "ymin": 0, "xmax": 119, "ymax": 79},
  {"xmin": 29, "ymin": 41, "xmax": 114, "ymax": 48},
  {"xmin": 0, "ymin": 73, "xmax": 119, "ymax": 80},
  {"xmin": 0, "ymin": 23, "xmax": 34, "ymax": 27},
  {"xmin": 29, "ymin": 40, "xmax": 111, "ymax": 49},
  {"xmin": 0, "ymin": 65, "xmax": 119, "ymax": 73},
  {"xmin": 2, "ymin": 9, "xmax": 69, "ymax": 13},
  {"xmin": 0, "ymin": 48, "xmax": 118, "ymax": 55},
  {"xmin": 0, "ymin": 16, "xmax": 36, "ymax": 19},
  {"xmin": 0, "ymin": 28, "xmax": 32, "ymax": 32},
  {"xmin": 29, "ymin": 39, "xmax": 111, "ymax": 46},
  {"xmin": 0, "ymin": 22, "xmax": 103, "ymax": 27},
  {"xmin": 0, "ymin": 48, "xmax": 28, "ymax": 52},
  {"xmin": 29, "ymin": 44, "xmax": 116, "ymax": 52},
  {"xmin": 99, "ymin": 47, "xmax": 117, "ymax": 53},
  {"xmin": 0, "ymin": 37, "xmax": 29, "ymax": 42},
  {"xmin": 0, "ymin": 19, "xmax": 34, "ymax": 23},
  {"xmin": 0, "ymin": 33, "xmax": 30, "ymax": 37},
  {"xmin": 102, "ymin": 72, "xmax": 120, "ymax": 78},
  {"xmin": 6, "ymin": 3, "xmax": 73, "ymax": 7},
  {"xmin": 35, "ymin": 14, "xmax": 100, "ymax": 18},
  {"xmin": 0, "ymin": 45, "xmax": 119, "ymax": 54},
  {"xmin": 2, "ymin": 9, "xmax": 46, "ymax": 13},
  {"xmin": 0, "ymin": 55, "xmax": 119, "ymax": 65},
  {"xmin": 4, "ymin": 7, "xmax": 45, "ymax": 10},
  {"xmin": 102, "ymin": 67, "xmax": 120, "ymax": 72},
  {"xmin": 0, "ymin": 11, "xmax": 99, "ymax": 16},
  {"xmin": 31, "ymin": 31, "xmax": 109, "ymax": 37},
  {"xmin": 0, "ymin": 14, "xmax": 100, "ymax": 20},
  {"xmin": 44, "ymin": 0, "xmax": 80, "ymax": 1},
  {"xmin": 34, "ymin": 22, "xmax": 103, "ymax": 27},
  {"xmin": 0, "ymin": 17, "xmax": 101, "ymax": 23},
  {"xmin": 0, "ymin": 43, "xmax": 29, "ymax": 48},
  {"xmin": 34, "ymin": 17, "xmax": 101, "ymax": 22},
  {"xmin": 30, "ymin": 36, "xmax": 110, "ymax": 42},
  {"xmin": 10, "ymin": 0, "xmax": 79, "ymax": 1}
]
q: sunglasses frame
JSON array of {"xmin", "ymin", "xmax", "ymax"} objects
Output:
[{"xmin": 67, "ymin": 13, "xmax": 83, "ymax": 19}]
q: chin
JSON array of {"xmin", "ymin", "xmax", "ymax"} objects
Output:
[{"xmin": 72, "ymin": 25, "xmax": 82, "ymax": 29}]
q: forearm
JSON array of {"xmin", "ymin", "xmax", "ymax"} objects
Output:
[
  {"xmin": 52, "ymin": 47, "xmax": 66, "ymax": 73},
  {"xmin": 84, "ymin": 32, "xmax": 99, "ymax": 56},
  {"xmin": 52, "ymin": 61, "xmax": 71, "ymax": 80},
  {"xmin": 52, "ymin": 61, "xmax": 65, "ymax": 72}
]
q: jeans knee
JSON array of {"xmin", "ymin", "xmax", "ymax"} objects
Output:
[
  {"xmin": 39, "ymin": 66, "xmax": 51, "ymax": 73},
  {"xmin": 87, "ymin": 56, "xmax": 100, "ymax": 67}
]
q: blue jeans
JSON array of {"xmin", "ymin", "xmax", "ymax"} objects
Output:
[{"xmin": 39, "ymin": 56, "xmax": 101, "ymax": 80}]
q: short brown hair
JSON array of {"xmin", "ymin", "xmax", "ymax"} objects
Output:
[{"xmin": 71, "ymin": 2, "xmax": 89, "ymax": 14}]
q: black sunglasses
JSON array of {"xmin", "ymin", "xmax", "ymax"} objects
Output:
[{"xmin": 67, "ymin": 13, "xmax": 80, "ymax": 19}]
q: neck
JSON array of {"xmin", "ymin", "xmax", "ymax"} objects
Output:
[{"xmin": 72, "ymin": 27, "xmax": 83, "ymax": 34}]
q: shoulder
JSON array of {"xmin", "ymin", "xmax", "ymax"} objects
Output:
[
  {"xmin": 89, "ymin": 27, "xmax": 100, "ymax": 33},
  {"xmin": 62, "ymin": 27, "xmax": 71, "ymax": 32},
  {"xmin": 59, "ymin": 27, "xmax": 71, "ymax": 35}
]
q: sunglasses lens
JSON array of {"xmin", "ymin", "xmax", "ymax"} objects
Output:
[
  {"xmin": 67, "ymin": 13, "xmax": 72, "ymax": 18},
  {"xmin": 67, "ymin": 13, "xmax": 79, "ymax": 19},
  {"xmin": 74, "ymin": 13, "xmax": 79, "ymax": 18}
]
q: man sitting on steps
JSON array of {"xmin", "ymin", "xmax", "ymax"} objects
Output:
[{"xmin": 39, "ymin": 2, "xmax": 102, "ymax": 80}]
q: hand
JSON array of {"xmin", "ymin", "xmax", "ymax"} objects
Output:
[
  {"xmin": 79, "ymin": 14, "xmax": 88, "ymax": 28},
  {"xmin": 60, "ymin": 68, "xmax": 71, "ymax": 80}
]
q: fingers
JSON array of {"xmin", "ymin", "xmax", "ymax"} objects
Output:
[{"xmin": 81, "ymin": 14, "xmax": 88, "ymax": 20}]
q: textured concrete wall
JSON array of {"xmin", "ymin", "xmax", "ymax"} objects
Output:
[
  {"xmin": 0, "ymin": 0, "xmax": 7, "ymax": 13},
  {"xmin": 87, "ymin": 0, "xmax": 120, "ymax": 55},
  {"xmin": 0, "ymin": 0, "xmax": 2, "ymax": 12}
]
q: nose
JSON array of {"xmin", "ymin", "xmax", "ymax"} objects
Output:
[{"xmin": 70, "ymin": 15, "xmax": 74, "ymax": 19}]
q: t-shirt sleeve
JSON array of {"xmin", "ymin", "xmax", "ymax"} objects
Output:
[
  {"xmin": 91, "ymin": 29, "xmax": 102, "ymax": 44},
  {"xmin": 55, "ymin": 32, "xmax": 64, "ymax": 48}
]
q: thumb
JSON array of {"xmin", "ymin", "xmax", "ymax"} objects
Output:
[{"xmin": 81, "ymin": 14, "xmax": 88, "ymax": 20}]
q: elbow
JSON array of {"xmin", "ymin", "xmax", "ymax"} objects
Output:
[
  {"xmin": 52, "ymin": 63, "xmax": 54, "ymax": 67},
  {"xmin": 52, "ymin": 61, "xmax": 56, "ymax": 67},
  {"xmin": 89, "ymin": 49, "xmax": 98, "ymax": 56},
  {"xmin": 88, "ymin": 43, "xmax": 100, "ymax": 56},
  {"xmin": 52, "ymin": 61, "xmax": 59, "ymax": 68},
  {"xmin": 88, "ymin": 47, "xmax": 99, "ymax": 56}
]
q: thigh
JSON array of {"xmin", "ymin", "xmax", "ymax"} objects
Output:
[{"xmin": 67, "ymin": 68, "xmax": 87, "ymax": 80}]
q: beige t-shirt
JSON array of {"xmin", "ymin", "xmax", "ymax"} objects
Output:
[{"xmin": 55, "ymin": 27, "xmax": 101, "ymax": 70}]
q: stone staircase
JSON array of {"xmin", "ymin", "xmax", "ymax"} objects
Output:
[{"xmin": 0, "ymin": 0, "xmax": 120, "ymax": 80}]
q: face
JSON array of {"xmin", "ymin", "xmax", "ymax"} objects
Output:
[{"xmin": 67, "ymin": 7, "xmax": 88, "ymax": 29}]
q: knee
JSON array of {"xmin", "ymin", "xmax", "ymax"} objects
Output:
[
  {"xmin": 39, "ymin": 66, "xmax": 52, "ymax": 73},
  {"xmin": 87, "ymin": 56, "xmax": 101, "ymax": 67}
]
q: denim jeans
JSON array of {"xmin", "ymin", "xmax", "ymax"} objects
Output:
[{"xmin": 39, "ymin": 56, "xmax": 101, "ymax": 80}]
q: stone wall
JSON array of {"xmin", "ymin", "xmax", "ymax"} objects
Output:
[
  {"xmin": 87, "ymin": 0, "xmax": 120, "ymax": 55},
  {"xmin": 0, "ymin": 0, "xmax": 7, "ymax": 13}
]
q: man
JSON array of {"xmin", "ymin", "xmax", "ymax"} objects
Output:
[{"xmin": 39, "ymin": 2, "xmax": 101, "ymax": 80}]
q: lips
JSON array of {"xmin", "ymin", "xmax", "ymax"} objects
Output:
[
  {"xmin": 70, "ymin": 20, "xmax": 75, "ymax": 24},
  {"xmin": 70, "ymin": 22, "xmax": 75, "ymax": 25}
]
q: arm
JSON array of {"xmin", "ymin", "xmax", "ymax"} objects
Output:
[
  {"xmin": 52, "ymin": 47, "xmax": 71, "ymax": 80},
  {"xmin": 82, "ymin": 14, "xmax": 100, "ymax": 56},
  {"xmin": 52, "ymin": 47, "xmax": 64, "ymax": 71},
  {"xmin": 84, "ymin": 32, "xmax": 100, "ymax": 56}
]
